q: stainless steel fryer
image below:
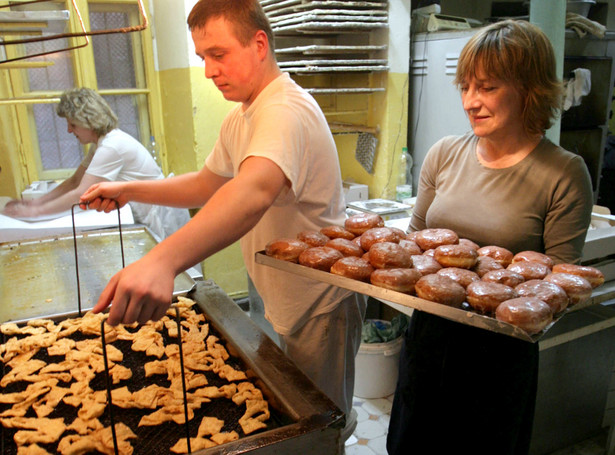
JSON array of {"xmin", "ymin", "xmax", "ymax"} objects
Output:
[
  {"xmin": 0, "ymin": 280, "xmax": 345, "ymax": 454},
  {"xmin": 0, "ymin": 227, "xmax": 195, "ymax": 324}
]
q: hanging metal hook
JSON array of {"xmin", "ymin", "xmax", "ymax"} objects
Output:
[{"xmin": 0, "ymin": 0, "xmax": 148, "ymax": 63}]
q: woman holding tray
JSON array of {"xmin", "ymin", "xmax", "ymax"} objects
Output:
[{"xmin": 387, "ymin": 20, "xmax": 593, "ymax": 455}]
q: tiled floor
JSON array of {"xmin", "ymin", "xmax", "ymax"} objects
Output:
[
  {"xmin": 344, "ymin": 394, "xmax": 610, "ymax": 455},
  {"xmin": 345, "ymin": 395, "xmax": 393, "ymax": 455}
]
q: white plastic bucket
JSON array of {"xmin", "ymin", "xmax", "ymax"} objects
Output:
[{"xmin": 354, "ymin": 335, "xmax": 403, "ymax": 399}]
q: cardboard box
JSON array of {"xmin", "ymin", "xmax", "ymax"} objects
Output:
[{"xmin": 343, "ymin": 181, "xmax": 369, "ymax": 203}]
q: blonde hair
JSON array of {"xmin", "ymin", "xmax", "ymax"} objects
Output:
[
  {"xmin": 454, "ymin": 20, "xmax": 564, "ymax": 136},
  {"xmin": 56, "ymin": 87, "xmax": 118, "ymax": 136}
]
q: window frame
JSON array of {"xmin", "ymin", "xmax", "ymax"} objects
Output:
[{"xmin": 0, "ymin": 0, "xmax": 164, "ymax": 186}]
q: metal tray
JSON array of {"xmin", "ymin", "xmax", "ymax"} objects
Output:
[
  {"xmin": 255, "ymin": 252, "xmax": 606, "ymax": 343},
  {"xmin": 0, "ymin": 227, "xmax": 195, "ymax": 324}
]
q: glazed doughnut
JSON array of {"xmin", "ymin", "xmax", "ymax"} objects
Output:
[
  {"xmin": 551, "ymin": 263, "xmax": 604, "ymax": 288},
  {"xmin": 507, "ymin": 261, "xmax": 550, "ymax": 281},
  {"xmin": 296, "ymin": 230, "xmax": 329, "ymax": 247},
  {"xmin": 331, "ymin": 256, "xmax": 374, "ymax": 282},
  {"xmin": 459, "ymin": 238, "xmax": 480, "ymax": 250},
  {"xmin": 481, "ymin": 269, "xmax": 525, "ymax": 288},
  {"xmin": 344, "ymin": 213, "xmax": 385, "ymax": 236},
  {"xmin": 515, "ymin": 279, "xmax": 569, "ymax": 314},
  {"xmin": 360, "ymin": 227, "xmax": 400, "ymax": 251},
  {"xmin": 544, "ymin": 272, "xmax": 592, "ymax": 305},
  {"xmin": 466, "ymin": 281, "xmax": 517, "ymax": 314},
  {"xmin": 414, "ymin": 228, "xmax": 459, "ymax": 251},
  {"xmin": 399, "ymin": 239, "xmax": 422, "ymax": 256},
  {"xmin": 265, "ymin": 238, "xmax": 310, "ymax": 263},
  {"xmin": 436, "ymin": 267, "xmax": 480, "ymax": 288},
  {"xmin": 476, "ymin": 245, "xmax": 514, "ymax": 268},
  {"xmin": 472, "ymin": 256, "xmax": 504, "ymax": 277},
  {"xmin": 410, "ymin": 254, "xmax": 442, "ymax": 275},
  {"xmin": 368, "ymin": 242, "xmax": 412, "ymax": 269},
  {"xmin": 433, "ymin": 244, "xmax": 478, "ymax": 269},
  {"xmin": 320, "ymin": 225, "xmax": 355, "ymax": 240},
  {"xmin": 406, "ymin": 231, "xmax": 420, "ymax": 242},
  {"xmin": 353, "ymin": 236, "xmax": 363, "ymax": 248},
  {"xmin": 415, "ymin": 274, "xmax": 466, "ymax": 307},
  {"xmin": 495, "ymin": 297, "xmax": 553, "ymax": 335},
  {"xmin": 389, "ymin": 227, "xmax": 408, "ymax": 243},
  {"xmin": 298, "ymin": 246, "xmax": 343, "ymax": 271},
  {"xmin": 423, "ymin": 249, "xmax": 436, "ymax": 257},
  {"xmin": 370, "ymin": 268, "xmax": 422, "ymax": 293},
  {"xmin": 325, "ymin": 238, "xmax": 364, "ymax": 257},
  {"xmin": 512, "ymin": 251, "xmax": 554, "ymax": 269}
]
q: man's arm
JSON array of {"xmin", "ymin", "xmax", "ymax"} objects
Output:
[
  {"xmin": 80, "ymin": 167, "xmax": 229, "ymax": 212},
  {"xmin": 91, "ymin": 156, "xmax": 289, "ymax": 326}
]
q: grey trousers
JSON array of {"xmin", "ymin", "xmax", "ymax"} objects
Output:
[{"xmin": 279, "ymin": 293, "xmax": 367, "ymax": 417}]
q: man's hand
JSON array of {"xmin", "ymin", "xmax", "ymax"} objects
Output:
[
  {"xmin": 93, "ymin": 255, "xmax": 176, "ymax": 326},
  {"xmin": 80, "ymin": 182, "xmax": 128, "ymax": 212}
]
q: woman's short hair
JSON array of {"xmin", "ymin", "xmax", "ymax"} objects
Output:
[
  {"xmin": 56, "ymin": 87, "xmax": 118, "ymax": 137},
  {"xmin": 187, "ymin": 0, "xmax": 275, "ymax": 55},
  {"xmin": 454, "ymin": 19, "xmax": 564, "ymax": 136}
]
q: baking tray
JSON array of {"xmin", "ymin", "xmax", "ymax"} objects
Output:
[
  {"xmin": 255, "ymin": 252, "xmax": 608, "ymax": 343},
  {"xmin": 0, "ymin": 280, "xmax": 344, "ymax": 455},
  {"xmin": 0, "ymin": 227, "xmax": 195, "ymax": 324}
]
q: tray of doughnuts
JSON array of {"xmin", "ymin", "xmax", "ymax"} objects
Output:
[{"xmin": 256, "ymin": 213, "xmax": 608, "ymax": 343}]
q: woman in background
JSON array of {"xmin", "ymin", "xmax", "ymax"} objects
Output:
[
  {"xmin": 387, "ymin": 20, "xmax": 593, "ymax": 455},
  {"xmin": 3, "ymin": 87, "xmax": 189, "ymax": 240}
]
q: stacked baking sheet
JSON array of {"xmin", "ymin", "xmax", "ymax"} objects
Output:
[
  {"xmin": 263, "ymin": 0, "xmax": 389, "ymax": 77},
  {"xmin": 261, "ymin": 0, "xmax": 388, "ymax": 34}
]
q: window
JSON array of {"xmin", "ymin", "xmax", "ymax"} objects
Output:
[{"xmin": 1, "ymin": 0, "xmax": 157, "ymax": 182}]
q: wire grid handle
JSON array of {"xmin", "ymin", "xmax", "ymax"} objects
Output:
[{"xmin": 71, "ymin": 202, "xmax": 125, "ymax": 316}]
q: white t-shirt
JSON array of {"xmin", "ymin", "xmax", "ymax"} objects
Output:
[
  {"xmin": 206, "ymin": 72, "xmax": 352, "ymax": 335},
  {"xmin": 82, "ymin": 129, "xmax": 163, "ymax": 182},
  {"xmin": 82, "ymin": 129, "xmax": 190, "ymax": 240}
]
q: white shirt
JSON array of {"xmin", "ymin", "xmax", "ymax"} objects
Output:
[
  {"xmin": 206, "ymin": 73, "xmax": 351, "ymax": 335},
  {"xmin": 82, "ymin": 129, "xmax": 163, "ymax": 182},
  {"xmin": 82, "ymin": 129, "xmax": 191, "ymax": 240}
]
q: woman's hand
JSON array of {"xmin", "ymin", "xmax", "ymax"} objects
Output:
[
  {"xmin": 2, "ymin": 200, "xmax": 39, "ymax": 218},
  {"xmin": 80, "ymin": 182, "xmax": 128, "ymax": 212}
]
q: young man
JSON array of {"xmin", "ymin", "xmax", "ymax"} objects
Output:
[{"xmin": 80, "ymin": 0, "xmax": 364, "ymax": 441}]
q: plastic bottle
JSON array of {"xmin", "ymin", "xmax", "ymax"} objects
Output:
[{"xmin": 396, "ymin": 147, "xmax": 413, "ymax": 203}]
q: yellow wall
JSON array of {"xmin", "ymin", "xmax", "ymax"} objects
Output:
[
  {"xmin": 158, "ymin": 65, "xmax": 247, "ymax": 299},
  {"xmin": 336, "ymin": 72, "xmax": 409, "ymax": 200}
]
